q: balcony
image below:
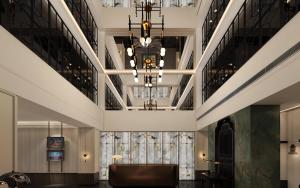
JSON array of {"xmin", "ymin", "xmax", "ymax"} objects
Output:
[
  {"xmin": 0, "ymin": 0, "xmax": 98, "ymax": 103},
  {"xmin": 64, "ymin": 0, "xmax": 98, "ymax": 54},
  {"xmin": 202, "ymin": 0, "xmax": 300, "ymax": 102}
]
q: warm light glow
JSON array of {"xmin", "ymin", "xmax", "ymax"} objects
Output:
[
  {"xmin": 146, "ymin": 37, "xmax": 152, "ymax": 45},
  {"xmin": 159, "ymin": 68, "xmax": 163, "ymax": 76},
  {"xmin": 159, "ymin": 59, "xmax": 164, "ymax": 67},
  {"xmin": 132, "ymin": 69, "xmax": 137, "ymax": 76},
  {"xmin": 160, "ymin": 47, "xmax": 166, "ymax": 56},
  {"xmin": 134, "ymin": 76, "xmax": 139, "ymax": 83},
  {"xmin": 140, "ymin": 37, "xmax": 146, "ymax": 46},
  {"xmin": 130, "ymin": 59, "xmax": 135, "ymax": 67},
  {"xmin": 127, "ymin": 47, "xmax": 133, "ymax": 56}
]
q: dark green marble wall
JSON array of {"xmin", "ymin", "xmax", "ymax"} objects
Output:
[
  {"xmin": 208, "ymin": 123, "xmax": 217, "ymax": 171},
  {"xmin": 208, "ymin": 105, "xmax": 280, "ymax": 188}
]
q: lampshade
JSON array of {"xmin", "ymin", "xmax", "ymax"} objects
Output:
[
  {"xmin": 159, "ymin": 59, "xmax": 164, "ymax": 67},
  {"xmin": 134, "ymin": 75, "xmax": 139, "ymax": 83},
  {"xmin": 112, "ymin": 155, "xmax": 123, "ymax": 160},
  {"xmin": 130, "ymin": 59, "xmax": 135, "ymax": 67}
]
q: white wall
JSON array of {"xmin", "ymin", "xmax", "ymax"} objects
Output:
[
  {"xmin": 17, "ymin": 127, "xmax": 79, "ymax": 173},
  {"xmin": 97, "ymin": 7, "xmax": 197, "ymax": 30},
  {"xmin": 17, "ymin": 126, "xmax": 99, "ymax": 174},
  {"xmin": 78, "ymin": 128, "xmax": 99, "ymax": 174},
  {"xmin": 103, "ymin": 111, "xmax": 196, "ymax": 131},
  {"xmin": 281, "ymin": 108, "xmax": 300, "ymax": 188},
  {"xmin": 0, "ymin": 27, "xmax": 103, "ymax": 129},
  {"xmin": 0, "ymin": 90, "xmax": 15, "ymax": 174}
]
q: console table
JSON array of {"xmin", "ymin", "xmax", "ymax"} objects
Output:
[{"xmin": 109, "ymin": 164, "xmax": 179, "ymax": 187}]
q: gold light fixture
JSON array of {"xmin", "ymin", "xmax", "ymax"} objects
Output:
[{"xmin": 127, "ymin": 0, "xmax": 165, "ymax": 83}]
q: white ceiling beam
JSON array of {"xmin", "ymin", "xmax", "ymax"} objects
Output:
[
  {"xmin": 105, "ymin": 69, "xmax": 194, "ymax": 75},
  {"xmin": 127, "ymin": 106, "xmax": 176, "ymax": 110}
]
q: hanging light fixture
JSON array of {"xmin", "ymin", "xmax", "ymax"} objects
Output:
[{"xmin": 127, "ymin": 0, "xmax": 165, "ymax": 84}]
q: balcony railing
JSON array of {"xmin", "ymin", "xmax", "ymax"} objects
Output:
[
  {"xmin": 0, "ymin": 0, "xmax": 98, "ymax": 103},
  {"xmin": 64, "ymin": 0, "xmax": 98, "ymax": 54},
  {"xmin": 172, "ymin": 52, "xmax": 193, "ymax": 106},
  {"xmin": 202, "ymin": 0, "xmax": 230, "ymax": 52},
  {"xmin": 180, "ymin": 87, "xmax": 193, "ymax": 110},
  {"xmin": 202, "ymin": 0, "xmax": 300, "ymax": 103},
  {"xmin": 100, "ymin": 0, "xmax": 197, "ymax": 7},
  {"xmin": 106, "ymin": 48, "xmax": 123, "ymax": 97},
  {"xmin": 105, "ymin": 84, "xmax": 123, "ymax": 110}
]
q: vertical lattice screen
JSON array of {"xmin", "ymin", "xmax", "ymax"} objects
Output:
[{"xmin": 99, "ymin": 131, "xmax": 194, "ymax": 180}]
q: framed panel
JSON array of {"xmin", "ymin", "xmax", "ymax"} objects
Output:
[
  {"xmin": 114, "ymin": 132, "xmax": 130, "ymax": 164},
  {"xmin": 162, "ymin": 132, "xmax": 179, "ymax": 164},
  {"xmin": 179, "ymin": 132, "xmax": 195, "ymax": 180},
  {"xmin": 130, "ymin": 132, "xmax": 146, "ymax": 164},
  {"xmin": 147, "ymin": 132, "xmax": 162, "ymax": 164},
  {"xmin": 99, "ymin": 132, "xmax": 114, "ymax": 180}
]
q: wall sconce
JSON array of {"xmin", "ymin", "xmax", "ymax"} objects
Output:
[
  {"xmin": 288, "ymin": 144, "xmax": 298, "ymax": 155},
  {"xmin": 83, "ymin": 153, "xmax": 89, "ymax": 163},
  {"xmin": 201, "ymin": 153, "xmax": 221, "ymax": 165}
]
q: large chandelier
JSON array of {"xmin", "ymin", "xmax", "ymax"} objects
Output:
[{"xmin": 127, "ymin": 0, "xmax": 166, "ymax": 84}]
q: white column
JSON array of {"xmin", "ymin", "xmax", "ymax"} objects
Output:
[{"xmin": 0, "ymin": 90, "xmax": 15, "ymax": 174}]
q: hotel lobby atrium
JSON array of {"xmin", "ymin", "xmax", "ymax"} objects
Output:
[{"xmin": 0, "ymin": 0, "xmax": 300, "ymax": 187}]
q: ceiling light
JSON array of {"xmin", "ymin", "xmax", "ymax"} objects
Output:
[
  {"xmin": 158, "ymin": 76, "xmax": 162, "ymax": 83},
  {"xmin": 159, "ymin": 67, "xmax": 163, "ymax": 76},
  {"xmin": 140, "ymin": 37, "xmax": 146, "ymax": 46},
  {"xmin": 134, "ymin": 75, "xmax": 139, "ymax": 83},
  {"xmin": 146, "ymin": 37, "xmax": 152, "ymax": 45},
  {"xmin": 159, "ymin": 59, "xmax": 164, "ymax": 67},
  {"xmin": 127, "ymin": 47, "xmax": 133, "ymax": 56},
  {"xmin": 130, "ymin": 59, "xmax": 135, "ymax": 67},
  {"xmin": 132, "ymin": 69, "xmax": 137, "ymax": 76},
  {"xmin": 160, "ymin": 47, "xmax": 166, "ymax": 57}
]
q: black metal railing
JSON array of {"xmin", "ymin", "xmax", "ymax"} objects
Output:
[
  {"xmin": 172, "ymin": 53, "xmax": 193, "ymax": 107},
  {"xmin": 64, "ymin": 0, "xmax": 98, "ymax": 54},
  {"xmin": 106, "ymin": 48, "xmax": 123, "ymax": 97},
  {"xmin": 202, "ymin": 0, "xmax": 300, "ymax": 103},
  {"xmin": 0, "ymin": 0, "xmax": 98, "ymax": 103},
  {"xmin": 180, "ymin": 88, "xmax": 193, "ymax": 110},
  {"xmin": 202, "ymin": 0, "xmax": 230, "ymax": 52},
  {"xmin": 105, "ymin": 84, "xmax": 123, "ymax": 110}
]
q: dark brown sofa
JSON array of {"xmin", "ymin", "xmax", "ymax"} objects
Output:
[{"xmin": 109, "ymin": 164, "xmax": 179, "ymax": 188}]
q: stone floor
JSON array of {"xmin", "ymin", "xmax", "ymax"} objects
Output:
[
  {"xmin": 86, "ymin": 181, "xmax": 202, "ymax": 188},
  {"xmin": 25, "ymin": 181, "xmax": 203, "ymax": 188}
]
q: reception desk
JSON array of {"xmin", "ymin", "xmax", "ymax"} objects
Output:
[{"xmin": 109, "ymin": 164, "xmax": 179, "ymax": 187}]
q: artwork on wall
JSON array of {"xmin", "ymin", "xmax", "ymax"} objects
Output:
[{"xmin": 99, "ymin": 131, "xmax": 194, "ymax": 180}]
